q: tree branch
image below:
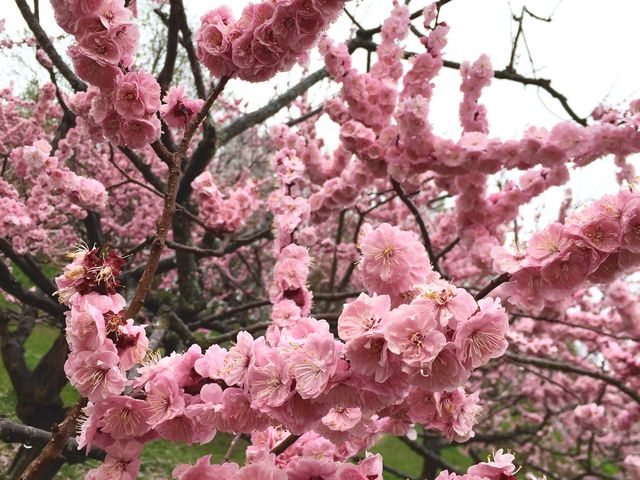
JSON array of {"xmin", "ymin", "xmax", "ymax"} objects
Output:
[
  {"xmin": 391, "ymin": 178, "xmax": 438, "ymax": 272},
  {"xmin": 14, "ymin": 0, "xmax": 87, "ymax": 92},
  {"xmin": 505, "ymin": 352, "xmax": 640, "ymax": 404},
  {"xmin": 218, "ymin": 68, "xmax": 329, "ymax": 146},
  {"xmin": 0, "ymin": 417, "xmax": 105, "ymax": 463}
]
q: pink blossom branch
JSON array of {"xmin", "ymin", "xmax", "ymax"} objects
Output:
[
  {"xmin": 14, "ymin": 0, "xmax": 87, "ymax": 92},
  {"xmin": 126, "ymin": 76, "xmax": 230, "ymax": 319},
  {"xmin": 17, "ymin": 399, "xmax": 87, "ymax": 480}
]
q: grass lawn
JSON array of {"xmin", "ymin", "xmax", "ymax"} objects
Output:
[{"xmin": 0, "ymin": 323, "xmax": 473, "ymax": 479}]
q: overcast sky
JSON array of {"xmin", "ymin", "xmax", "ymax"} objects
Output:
[{"xmin": 2, "ymin": 0, "xmax": 639, "ymax": 231}]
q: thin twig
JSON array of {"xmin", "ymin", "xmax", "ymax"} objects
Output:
[{"xmin": 391, "ymin": 178, "xmax": 438, "ymax": 271}]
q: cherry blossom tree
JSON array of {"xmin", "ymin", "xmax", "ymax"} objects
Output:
[{"xmin": 0, "ymin": 1, "xmax": 638, "ymax": 479}]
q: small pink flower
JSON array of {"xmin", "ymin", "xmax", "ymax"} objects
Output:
[
  {"xmin": 144, "ymin": 376, "xmax": 185, "ymax": 427},
  {"xmin": 65, "ymin": 344, "xmax": 127, "ymax": 401},
  {"xmin": 86, "ymin": 440, "xmax": 143, "ymax": 480},
  {"xmin": 385, "ymin": 303, "xmax": 446, "ymax": 365},
  {"xmin": 246, "ymin": 343, "xmax": 293, "ymax": 408},
  {"xmin": 160, "ymin": 86, "xmax": 205, "ymax": 129},
  {"xmin": 454, "ymin": 297, "xmax": 509, "ymax": 369},
  {"xmin": 173, "ymin": 455, "xmax": 240, "ymax": 480},
  {"xmin": 338, "ymin": 293, "xmax": 390, "ymax": 341},
  {"xmin": 221, "ymin": 331, "xmax": 254, "ymax": 387},
  {"xmin": 231, "ymin": 460, "xmax": 287, "ymax": 480},
  {"xmin": 290, "ymin": 332, "xmax": 338, "ymax": 399},
  {"xmin": 98, "ymin": 395, "xmax": 152, "ymax": 439}
]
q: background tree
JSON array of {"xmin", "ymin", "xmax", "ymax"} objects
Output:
[{"xmin": 0, "ymin": 1, "xmax": 638, "ymax": 479}]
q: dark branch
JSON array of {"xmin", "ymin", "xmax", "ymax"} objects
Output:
[{"xmin": 14, "ymin": 0, "xmax": 87, "ymax": 92}]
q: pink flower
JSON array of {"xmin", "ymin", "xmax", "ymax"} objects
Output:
[
  {"xmin": 467, "ymin": 449, "xmax": 517, "ymax": 478},
  {"xmin": 160, "ymin": 86, "xmax": 205, "ymax": 129},
  {"xmin": 246, "ymin": 343, "xmax": 293, "ymax": 408},
  {"xmin": 409, "ymin": 343, "xmax": 469, "ymax": 392},
  {"xmin": 321, "ymin": 406, "xmax": 362, "ymax": 431},
  {"xmin": 413, "ymin": 280, "xmax": 477, "ymax": 328},
  {"xmin": 359, "ymin": 223, "xmax": 434, "ymax": 303},
  {"xmin": 454, "ymin": 297, "xmax": 509, "ymax": 369},
  {"xmin": 221, "ymin": 331, "xmax": 254, "ymax": 387},
  {"xmin": 435, "ymin": 389, "xmax": 481, "ymax": 442},
  {"xmin": 345, "ymin": 331, "xmax": 398, "ymax": 382},
  {"xmin": 98, "ymin": 395, "xmax": 152, "ymax": 439},
  {"xmin": 65, "ymin": 343, "xmax": 127, "ymax": 401},
  {"xmin": 194, "ymin": 344, "xmax": 227, "ymax": 380},
  {"xmin": 336, "ymin": 454, "xmax": 383, "ymax": 480},
  {"xmin": 144, "ymin": 376, "xmax": 185, "ymax": 427},
  {"xmin": 385, "ymin": 303, "xmax": 446, "ymax": 365},
  {"xmin": 120, "ymin": 117, "xmax": 161, "ymax": 149},
  {"xmin": 78, "ymin": 30, "xmax": 121, "ymax": 65},
  {"xmin": 290, "ymin": 332, "xmax": 338, "ymax": 399},
  {"xmin": 286, "ymin": 458, "xmax": 338, "ymax": 480},
  {"xmin": 231, "ymin": 460, "xmax": 287, "ymax": 480},
  {"xmin": 526, "ymin": 222, "xmax": 572, "ymax": 265},
  {"xmin": 69, "ymin": 46, "xmax": 121, "ymax": 89},
  {"xmin": 338, "ymin": 293, "xmax": 390, "ymax": 341},
  {"xmin": 574, "ymin": 403, "xmax": 609, "ymax": 430},
  {"xmin": 86, "ymin": 440, "xmax": 143, "ymax": 480},
  {"xmin": 173, "ymin": 455, "xmax": 240, "ymax": 480},
  {"xmin": 114, "ymin": 71, "xmax": 161, "ymax": 119}
]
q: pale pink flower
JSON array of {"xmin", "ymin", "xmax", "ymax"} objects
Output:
[
  {"xmin": 114, "ymin": 71, "xmax": 161, "ymax": 119},
  {"xmin": 86, "ymin": 440, "xmax": 143, "ymax": 480},
  {"xmin": 221, "ymin": 331, "xmax": 254, "ymax": 386},
  {"xmin": 409, "ymin": 343, "xmax": 469, "ymax": 392},
  {"xmin": 231, "ymin": 460, "xmax": 287, "ymax": 480},
  {"xmin": 321, "ymin": 407, "xmax": 362, "ymax": 431},
  {"xmin": 467, "ymin": 449, "xmax": 517, "ymax": 478},
  {"xmin": 413, "ymin": 280, "xmax": 477, "ymax": 327},
  {"xmin": 454, "ymin": 297, "xmax": 509, "ymax": 369},
  {"xmin": 290, "ymin": 332, "xmax": 338, "ymax": 399},
  {"xmin": 385, "ymin": 303, "xmax": 446, "ymax": 365},
  {"xmin": 526, "ymin": 222, "xmax": 572, "ymax": 264},
  {"xmin": 65, "ymin": 344, "xmax": 126, "ymax": 401},
  {"xmin": 246, "ymin": 343, "xmax": 293, "ymax": 408},
  {"xmin": 160, "ymin": 86, "xmax": 205, "ymax": 129},
  {"xmin": 345, "ymin": 331, "xmax": 398, "ymax": 382},
  {"xmin": 173, "ymin": 455, "xmax": 239, "ymax": 480},
  {"xmin": 144, "ymin": 376, "xmax": 185, "ymax": 427},
  {"xmin": 98, "ymin": 395, "xmax": 152, "ymax": 439},
  {"xmin": 286, "ymin": 458, "xmax": 338, "ymax": 480},
  {"xmin": 337, "ymin": 293, "xmax": 390, "ymax": 341}
]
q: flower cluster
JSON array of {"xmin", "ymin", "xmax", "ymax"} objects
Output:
[
  {"xmin": 195, "ymin": 0, "xmax": 346, "ymax": 82},
  {"xmin": 57, "ymin": 222, "xmax": 509, "ymax": 477},
  {"xmin": 51, "ymin": 0, "xmax": 162, "ymax": 148},
  {"xmin": 173, "ymin": 451, "xmax": 382, "ymax": 480},
  {"xmin": 494, "ymin": 188, "xmax": 640, "ymax": 312},
  {"xmin": 1, "ymin": 140, "xmax": 107, "ymax": 254},
  {"xmin": 191, "ymin": 171, "xmax": 260, "ymax": 233}
]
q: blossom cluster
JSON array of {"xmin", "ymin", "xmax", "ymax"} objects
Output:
[
  {"xmin": 1, "ymin": 140, "xmax": 107, "ymax": 254},
  {"xmin": 173, "ymin": 451, "xmax": 383, "ymax": 480},
  {"xmin": 195, "ymin": 0, "xmax": 346, "ymax": 82},
  {"xmin": 56, "ymin": 212, "xmax": 509, "ymax": 478},
  {"xmin": 191, "ymin": 171, "xmax": 260, "ymax": 233},
  {"xmin": 51, "ymin": 0, "xmax": 162, "ymax": 148},
  {"xmin": 494, "ymin": 188, "xmax": 640, "ymax": 312}
]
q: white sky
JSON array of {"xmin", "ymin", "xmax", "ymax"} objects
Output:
[{"xmin": 1, "ymin": 0, "xmax": 640, "ymax": 232}]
